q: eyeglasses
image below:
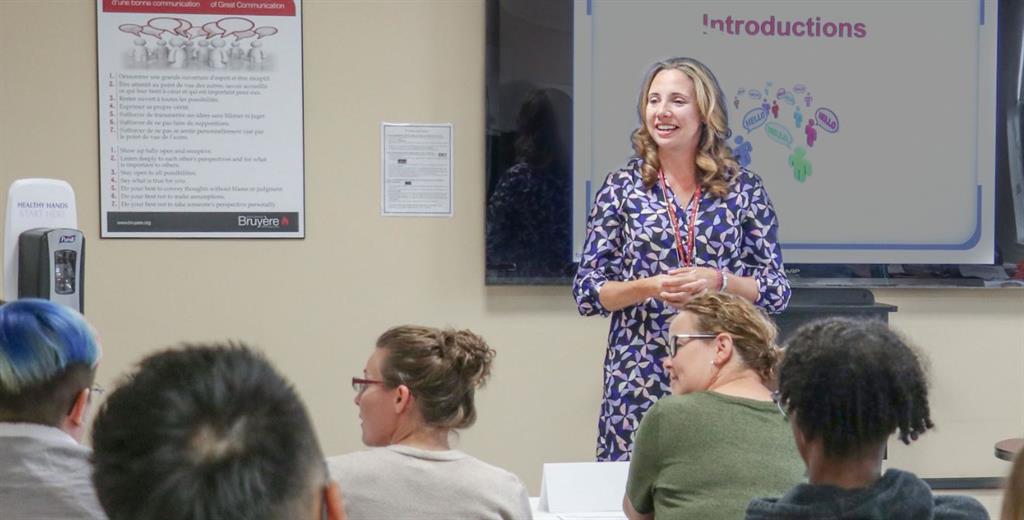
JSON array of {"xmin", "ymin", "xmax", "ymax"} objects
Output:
[
  {"xmin": 771, "ymin": 390, "xmax": 788, "ymax": 420},
  {"xmin": 668, "ymin": 333, "xmax": 718, "ymax": 357},
  {"xmin": 351, "ymin": 377, "xmax": 385, "ymax": 393}
]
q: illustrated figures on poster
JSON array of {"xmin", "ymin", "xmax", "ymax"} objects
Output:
[
  {"xmin": 208, "ymin": 39, "xmax": 228, "ymax": 69},
  {"xmin": 118, "ymin": 17, "xmax": 280, "ymax": 71}
]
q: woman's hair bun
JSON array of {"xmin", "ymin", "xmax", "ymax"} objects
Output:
[{"xmin": 441, "ymin": 328, "xmax": 495, "ymax": 389}]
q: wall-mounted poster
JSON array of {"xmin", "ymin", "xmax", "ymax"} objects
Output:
[{"xmin": 97, "ymin": 0, "xmax": 304, "ymax": 237}]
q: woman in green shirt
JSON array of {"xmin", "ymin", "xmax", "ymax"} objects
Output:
[{"xmin": 624, "ymin": 292, "xmax": 804, "ymax": 520}]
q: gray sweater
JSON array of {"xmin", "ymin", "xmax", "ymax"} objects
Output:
[
  {"xmin": 745, "ymin": 468, "xmax": 989, "ymax": 520},
  {"xmin": 0, "ymin": 422, "xmax": 107, "ymax": 520},
  {"xmin": 328, "ymin": 445, "xmax": 533, "ymax": 520}
]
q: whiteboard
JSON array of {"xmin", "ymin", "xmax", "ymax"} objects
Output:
[{"xmin": 573, "ymin": 0, "xmax": 997, "ymax": 264}]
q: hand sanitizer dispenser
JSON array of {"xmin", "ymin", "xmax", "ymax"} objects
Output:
[
  {"xmin": 18, "ymin": 229, "xmax": 85, "ymax": 311},
  {"xmin": 3, "ymin": 179, "xmax": 82, "ymax": 311}
]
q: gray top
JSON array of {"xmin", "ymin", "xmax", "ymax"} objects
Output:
[
  {"xmin": 328, "ymin": 444, "xmax": 533, "ymax": 520},
  {"xmin": 0, "ymin": 422, "xmax": 108, "ymax": 520}
]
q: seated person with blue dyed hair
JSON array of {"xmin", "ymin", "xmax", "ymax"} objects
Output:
[{"xmin": 0, "ymin": 299, "xmax": 107, "ymax": 520}]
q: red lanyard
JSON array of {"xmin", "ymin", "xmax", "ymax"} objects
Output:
[{"xmin": 658, "ymin": 170, "xmax": 701, "ymax": 267}]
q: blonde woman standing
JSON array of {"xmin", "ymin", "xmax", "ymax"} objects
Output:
[{"xmin": 573, "ymin": 57, "xmax": 791, "ymax": 460}]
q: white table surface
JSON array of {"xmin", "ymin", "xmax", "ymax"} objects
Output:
[{"xmin": 530, "ymin": 497, "xmax": 626, "ymax": 520}]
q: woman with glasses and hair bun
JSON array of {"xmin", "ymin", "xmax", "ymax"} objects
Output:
[
  {"xmin": 328, "ymin": 325, "xmax": 532, "ymax": 520},
  {"xmin": 624, "ymin": 292, "xmax": 803, "ymax": 520}
]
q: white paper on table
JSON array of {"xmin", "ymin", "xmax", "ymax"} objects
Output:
[{"xmin": 537, "ymin": 461, "xmax": 630, "ymax": 514}]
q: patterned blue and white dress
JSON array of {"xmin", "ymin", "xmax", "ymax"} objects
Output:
[{"xmin": 573, "ymin": 158, "xmax": 790, "ymax": 461}]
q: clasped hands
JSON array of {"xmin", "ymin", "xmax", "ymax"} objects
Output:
[{"xmin": 651, "ymin": 267, "xmax": 720, "ymax": 309}]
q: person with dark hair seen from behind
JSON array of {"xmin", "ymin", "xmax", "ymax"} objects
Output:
[
  {"xmin": 574, "ymin": 57, "xmax": 790, "ymax": 461},
  {"xmin": 624, "ymin": 293, "xmax": 803, "ymax": 520},
  {"xmin": 90, "ymin": 343, "xmax": 346, "ymax": 520},
  {"xmin": 0, "ymin": 299, "xmax": 107, "ymax": 520},
  {"xmin": 329, "ymin": 325, "xmax": 532, "ymax": 520},
  {"xmin": 746, "ymin": 318, "xmax": 989, "ymax": 520},
  {"xmin": 487, "ymin": 88, "xmax": 573, "ymax": 278}
]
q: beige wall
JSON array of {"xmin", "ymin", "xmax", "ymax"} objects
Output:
[{"xmin": 1, "ymin": 0, "xmax": 1022, "ymax": 499}]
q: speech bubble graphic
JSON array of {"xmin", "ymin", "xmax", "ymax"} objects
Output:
[
  {"xmin": 748, "ymin": 90, "xmax": 762, "ymax": 100},
  {"xmin": 119, "ymin": 24, "xmax": 144, "ymax": 36},
  {"xmin": 141, "ymin": 26, "xmax": 165, "ymax": 38},
  {"xmin": 737, "ymin": 88, "xmax": 746, "ymax": 95},
  {"xmin": 780, "ymin": 92, "xmax": 795, "ymax": 106},
  {"xmin": 793, "ymin": 84, "xmax": 806, "ymax": 93},
  {"xmin": 765, "ymin": 122, "xmax": 794, "ymax": 148},
  {"xmin": 233, "ymin": 30, "xmax": 257, "ymax": 41},
  {"xmin": 186, "ymin": 27, "xmax": 207, "ymax": 39},
  {"xmin": 203, "ymin": 21, "xmax": 225, "ymax": 38},
  {"xmin": 814, "ymin": 107, "xmax": 840, "ymax": 133},
  {"xmin": 148, "ymin": 17, "xmax": 183, "ymax": 35},
  {"xmin": 217, "ymin": 17, "xmax": 255, "ymax": 37},
  {"xmin": 254, "ymin": 26, "xmax": 278, "ymax": 39},
  {"xmin": 742, "ymin": 107, "xmax": 768, "ymax": 133},
  {"xmin": 174, "ymin": 18, "xmax": 193, "ymax": 36},
  {"xmin": 776, "ymin": 88, "xmax": 786, "ymax": 99}
]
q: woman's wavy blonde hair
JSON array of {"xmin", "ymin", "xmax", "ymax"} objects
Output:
[
  {"xmin": 679, "ymin": 292, "xmax": 782, "ymax": 384},
  {"xmin": 632, "ymin": 57, "xmax": 738, "ymax": 198}
]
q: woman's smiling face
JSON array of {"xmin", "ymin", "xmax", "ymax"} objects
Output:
[{"xmin": 645, "ymin": 68, "xmax": 703, "ymax": 153}]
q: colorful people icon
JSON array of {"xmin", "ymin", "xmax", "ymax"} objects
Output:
[
  {"xmin": 734, "ymin": 96, "xmax": 740, "ymax": 110},
  {"xmin": 771, "ymin": 101, "xmax": 779, "ymax": 119},
  {"xmin": 732, "ymin": 135, "xmax": 754, "ymax": 168},
  {"xmin": 805, "ymin": 119, "xmax": 817, "ymax": 147},
  {"xmin": 789, "ymin": 147, "xmax": 812, "ymax": 182},
  {"xmin": 794, "ymin": 106, "xmax": 804, "ymax": 129},
  {"xmin": 761, "ymin": 100, "xmax": 770, "ymax": 115},
  {"xmin": 804, "ymin": 92, "xmax": 813, "ymax": 108}
]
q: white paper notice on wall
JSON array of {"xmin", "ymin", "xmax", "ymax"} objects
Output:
[
  {"xmin": 381, "ymin": 123, "xmax": 453, "ymax": 217},
  {"xmin": 537, "ymin": 461, "xmax": 629, "ymax": 515}
]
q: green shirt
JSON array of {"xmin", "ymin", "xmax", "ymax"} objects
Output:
[{"xmin": 627, "ymin": 391, "xmax": 805, "ymax": 520}]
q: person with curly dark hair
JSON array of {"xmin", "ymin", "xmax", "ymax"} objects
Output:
[{"xmin": 746, "ymin": 318, "xmax": 989, "ymax": 520}]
